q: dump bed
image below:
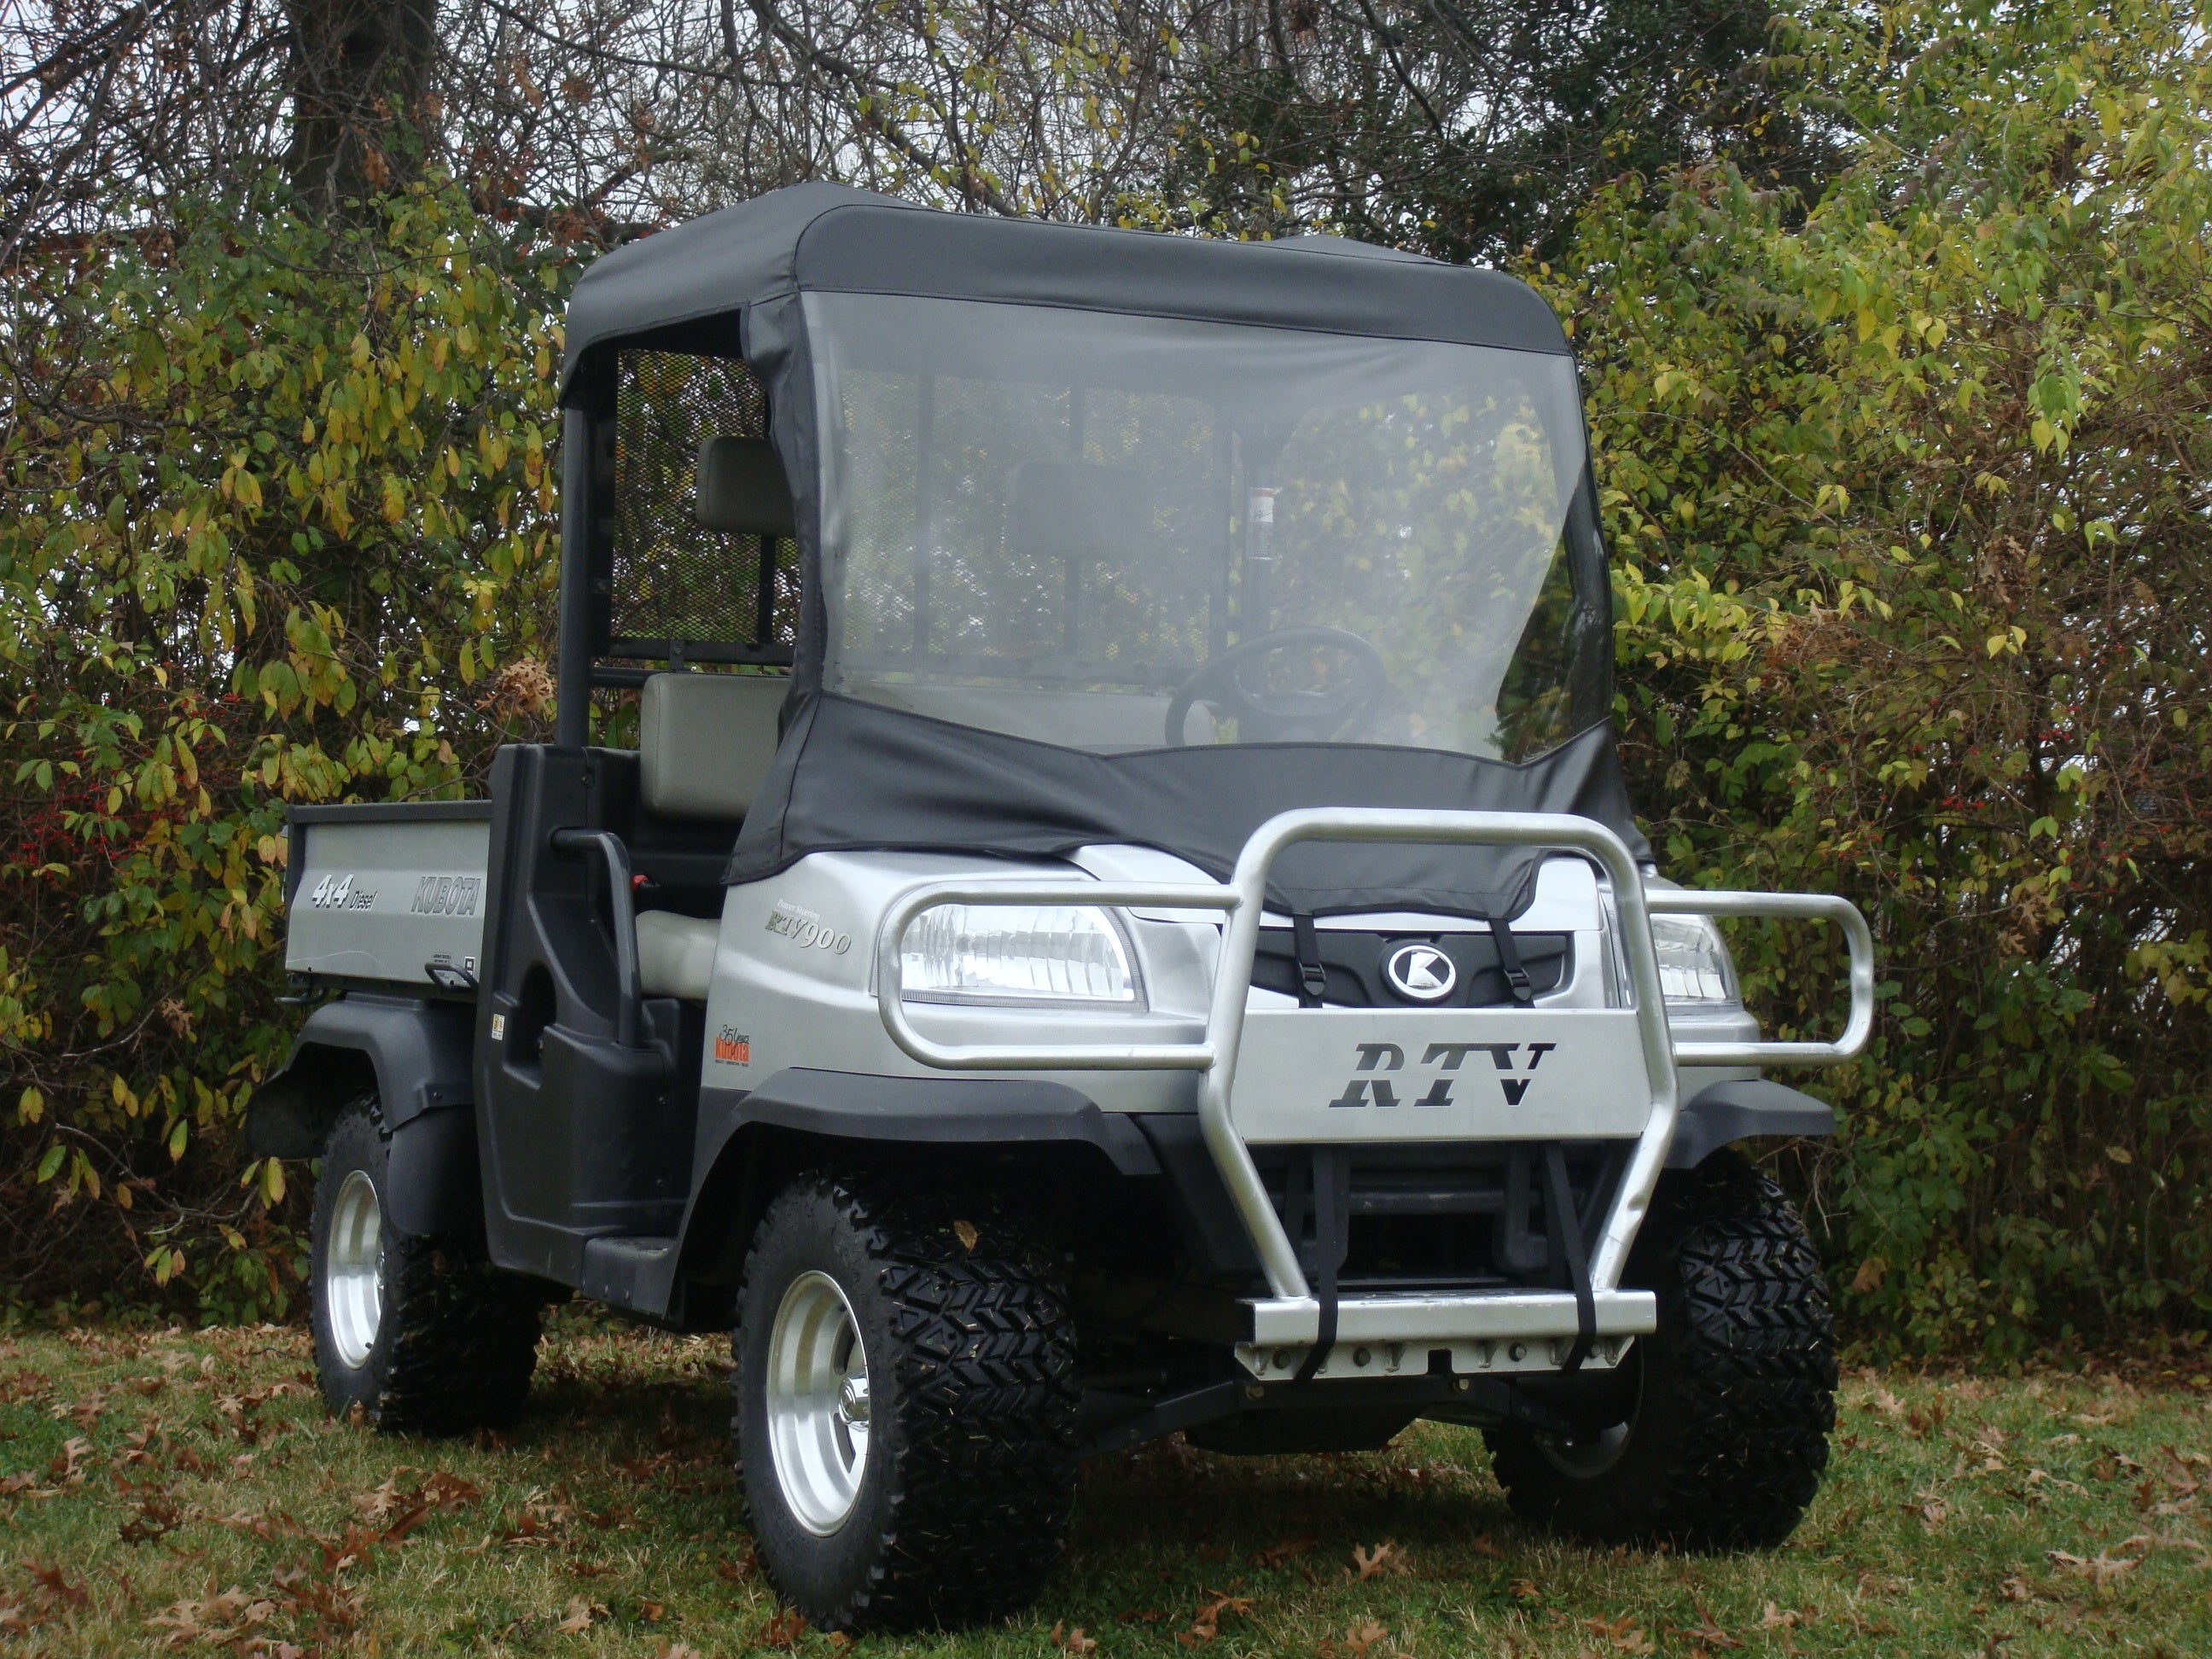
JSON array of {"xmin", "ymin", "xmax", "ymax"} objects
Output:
[{"xmin": 284, "ymin": 802, "xmax": 493, "ymax": 991}]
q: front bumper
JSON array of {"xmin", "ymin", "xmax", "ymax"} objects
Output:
[{"xmin": 873, "ymin": 807, "xmax": 1873, "ymax": 1375}]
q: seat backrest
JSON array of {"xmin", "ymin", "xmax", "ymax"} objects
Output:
[
  {"xmin": 639, "ymin": 672, "xmax": 789, "ymax": 821},
  {"xmin": 696, "ymin": 435, "xmax": 795, "ymax": 537},
  {"xmin": 1005, "ymin": 459, "xmax": 1150, "ymax": 563}
]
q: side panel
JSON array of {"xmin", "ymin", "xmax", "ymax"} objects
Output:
[{"xmin": 286, "ymin": 811, "xmax": 492, "ymax": 987}]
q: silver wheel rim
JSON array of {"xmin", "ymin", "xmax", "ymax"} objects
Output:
[
  {"xmin": 325, "ymin": 1169, "xmax": 383, "ymax": 1369},
  {"xmin": 765, "ymin": 1271, "xmax": 871, "ymax": 1535}
]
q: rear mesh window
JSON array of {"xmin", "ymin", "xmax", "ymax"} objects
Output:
[{"xmin": 608, "ymin": 350, "xmax": 797, "ymax": 661}]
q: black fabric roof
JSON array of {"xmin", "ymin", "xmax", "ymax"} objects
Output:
[{"xmin": 561, "ymin": 183, "xmax": 1570, "ymax": 399}]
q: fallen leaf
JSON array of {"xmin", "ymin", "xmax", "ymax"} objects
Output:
[
  {"xmin": 759, "ymin": 1606, "xmax": 809, "ymax": 1649},
  {"xmin": 953, "ymin": 1220, "xmax": 980, "ymax": 1251},
  {"xmin": 1582, "ymin": 1613, "xmax": 1652, "ymax": 1652},
  {"xmin": 1254, "ymin": 1537, "xmax": 1318, "ymax": 1568},
  {"xmin": 556, "ymin": 1597, "xmax": 607, "ymax": 1634},
  {"xmin": 1351, "ymin": 1540, "xmax": 1400, "ymax": 1580},
  {"xmin": 2046, "ymin": 1542, "xmax": 2145, "ymax": 1587},
  {"xmin": 1672, "ymin": 1600, "xmax": 1744, "ymax": 1650},
  {"xmin": 1051, "ymin": 1621, "xmax": 1101, "ymax": 1654}
]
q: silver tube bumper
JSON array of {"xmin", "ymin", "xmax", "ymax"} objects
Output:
[{"xmin": 875, "ymin": 808, "xmax": 1872, "ymax": 1365}]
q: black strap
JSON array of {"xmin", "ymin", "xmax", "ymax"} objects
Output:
[
  {"xmin": 1293, "ymin": 1148, "xmax": 1348, "ymax": 1383},
  {"xmin": 1291, "ymin": 911, "xmax": 1327, "ymax": 1006},
  {"xmin": 1490, "ymin": 912, "xmax": 1535, "ymax": 1003},
  {"xmin": 1542, "ymin": 1144, "xmax": 1597, "ymax": 1371}
]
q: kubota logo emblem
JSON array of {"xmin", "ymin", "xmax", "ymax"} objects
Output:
[
  {"xmin": 1329, "ymin": 1039, "xmax": 1557, "ymax": 1109},
  {"xmin": 1383, "ymin": 942, "xmax": 1456, "ymax": 1002}
]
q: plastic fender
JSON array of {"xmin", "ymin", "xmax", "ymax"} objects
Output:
[
  {"xmin": 384, "ymin": 1105, "xmax": 483, "ymax": 1237},
  {"xmin": 247, "ymin": 992, "xmax": 475, "ymax": 1155},
  {"xmin": 1667, "ymin": 1078, "xmax": 1836, "ymax": 1168}
]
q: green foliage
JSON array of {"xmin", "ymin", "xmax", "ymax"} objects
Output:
[
  {"xmin": 1544, "ymin": 0, "xmax": 2212, "ymax": 1353},
  {"xmin": 0, "ymin": 183, "xmax": 571, "ymax": 1317}
]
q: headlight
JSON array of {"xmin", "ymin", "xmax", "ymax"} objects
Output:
[
  {"xmin": 899, "ymin": 904, "xmax": 1142, "ymax": 1005},
  {"xmin": 1651, "ymin": 913, "xmax": 1739, "ymax": 1005}
]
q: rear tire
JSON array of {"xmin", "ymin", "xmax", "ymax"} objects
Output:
[
  {"xmin": 734, "ymin": 1170, "xmax": 1079, "ymax": 1631},
  {"xmin": 309, "ymin": 1098, "xmax": 544, "ymax": 1435},
  {"xmin": 1484, "ymin": 1150, "xmax": 1837, "ymax": 1550}
]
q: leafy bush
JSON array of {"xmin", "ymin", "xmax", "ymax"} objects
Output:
[
  {"xmin": 1, "ymin": 185, "xmax": 570, "ymax": 1319},
  {"xmin": 1548, "ymin": 0, "xmax": 2212, "ymax": 1353}
]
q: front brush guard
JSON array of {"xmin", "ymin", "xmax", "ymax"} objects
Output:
[{"xmin": 873, "ymin": 809, "xmax": 1872, "ymax": 1368}]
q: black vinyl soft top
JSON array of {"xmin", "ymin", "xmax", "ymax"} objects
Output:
[
  {"xmin": 558, "ymin": 186, "xmax": 1644, "ymax": 918},
  {"xmin": 561, "ymin": 183, "xmax": 1571, "ymax": 399}
]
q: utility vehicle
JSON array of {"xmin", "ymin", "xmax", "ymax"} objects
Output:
[{"xmin": 253, "ymin": 183, "xmax": 1873, "ymax": 1632}]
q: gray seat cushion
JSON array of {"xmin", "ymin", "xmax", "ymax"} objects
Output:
[{"xmin": 639, "ymin": 672, "xmax": 789, "ymax": 821}]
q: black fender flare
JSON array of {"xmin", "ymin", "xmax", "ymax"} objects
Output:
[
  {"xmin": 1668, "ymin": 1078, "xmax": 1835, "ymax": 1168},
  {"xmin": 247, "ymin": 992, "xmax": 480, "ymax": 1236},
  {"xmin": 666, "ymin": 1068, "xmax": 1162, "ymax": 1303}
]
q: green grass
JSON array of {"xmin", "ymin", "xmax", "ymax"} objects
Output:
[{"xmin": 3, "ymin": 1317, "xmax": 2209, "ymax": 1656}]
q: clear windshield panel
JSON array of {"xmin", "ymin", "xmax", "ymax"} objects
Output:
[{"xmin": 809, "ymin": 294, "xmax": 1608, "ymax": 760}]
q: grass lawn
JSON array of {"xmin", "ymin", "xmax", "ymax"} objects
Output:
[{"xmin": 2, "ymin": 1316, "xmax": 2208, "ymax": 1656}]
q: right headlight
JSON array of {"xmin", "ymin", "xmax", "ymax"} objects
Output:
[
  {"xmin": 1650, "ymin": 912, "xmax": 1740, "ymax": 1006},
  {"xmin": 898, "ymin": 903, "xmax": 1144, "ymax": 1006}
]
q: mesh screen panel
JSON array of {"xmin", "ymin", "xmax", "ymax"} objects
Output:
[{"xmin": 610, "ymin": 351, "xmax": 796, "ymax": 657}]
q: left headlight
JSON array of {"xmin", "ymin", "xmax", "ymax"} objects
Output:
[
  {"xmin": 899, "ymin": 904, "xmax": 1143, "ymax": 1006},
  {"xmin": 1651, "ymin": 912, "xmax": 1740, "ymax": 1006}
]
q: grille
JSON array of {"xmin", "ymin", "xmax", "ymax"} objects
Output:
[{"xmin": 609, "ymin": 351, "xmax": 796, "ymax": 659}]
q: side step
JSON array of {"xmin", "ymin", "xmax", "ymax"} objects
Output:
[{"xmin": 579, "ymin": 1234, "xmax": 681, "ymax": 1315}]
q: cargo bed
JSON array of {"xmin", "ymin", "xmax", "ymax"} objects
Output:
[{"xmin": 284, "ymin": 801, "xmax": 492, "ymax": 992}]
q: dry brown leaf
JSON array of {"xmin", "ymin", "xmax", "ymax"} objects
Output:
[
  {"xmin": 556, "ymin": 1596, "xmax": 606, "ymax": 1635},
  {"xmin": 1671, "ymin": 1600, "xmax": 1743, "ymax": 1650},
  {"xmin": 759, "ymin": 1606, "xmax": 809, "ymax": 1649},
  {"xmin": 2046, "ymin": 1544, "xmax": 2144, "ymax": 1587},
  {"xmin": 1351, "ymin": 1540, "xmax": 1400, "ymax": 1580},
  {"xmin": 953, "ymin": 1219, "xmax": 980, "ymax": 1251},
  {"xmin": 1254, "ymin": 1536, "xmax": 1318, "ymax": 1568},
  {"xmin": 1581, "ymin": 1613, "xmax": 1652, "ymax": 1652},
  {"xmin": 1342, "ymin": 1618, "xmax": 1390, "ymax": 1659},
  {"xmin": 1052, "ymin": 1621, "xmax": 1101, "ymax": 1654},
  {"xmin": 654, "ymin": 1644, "xmax": 704, "ymax": 1659}
]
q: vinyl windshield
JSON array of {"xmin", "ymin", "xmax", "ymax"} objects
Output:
[{"xmin": 807, "ymin": 293, "xmax": 1609, "ymax": 760}]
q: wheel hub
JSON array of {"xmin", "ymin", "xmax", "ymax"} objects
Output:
[
  {"xmin": 765, "ymin": 1271, "xmax": 872, "ymax": 1535},
  {"xmin": 324, "ymin": 1169, "xmax": 384, "ymax": 1369}
]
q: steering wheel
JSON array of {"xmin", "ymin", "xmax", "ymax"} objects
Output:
[{"xmin": 1166, "ymin": 626, "xmax": 1389, "ymax": 746}]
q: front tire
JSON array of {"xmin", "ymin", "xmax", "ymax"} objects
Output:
[
  {"xmin": 309, "ymin": 1099, "xmax": 544, "ymax": 1434},
  {"xmin": 734, "ymin": 1170, "xmax": 1079, "ymax": 1631},
  {"xmin": 1484, "ymin": 1150, "xmax": 1837, "ymax": 1550}
]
